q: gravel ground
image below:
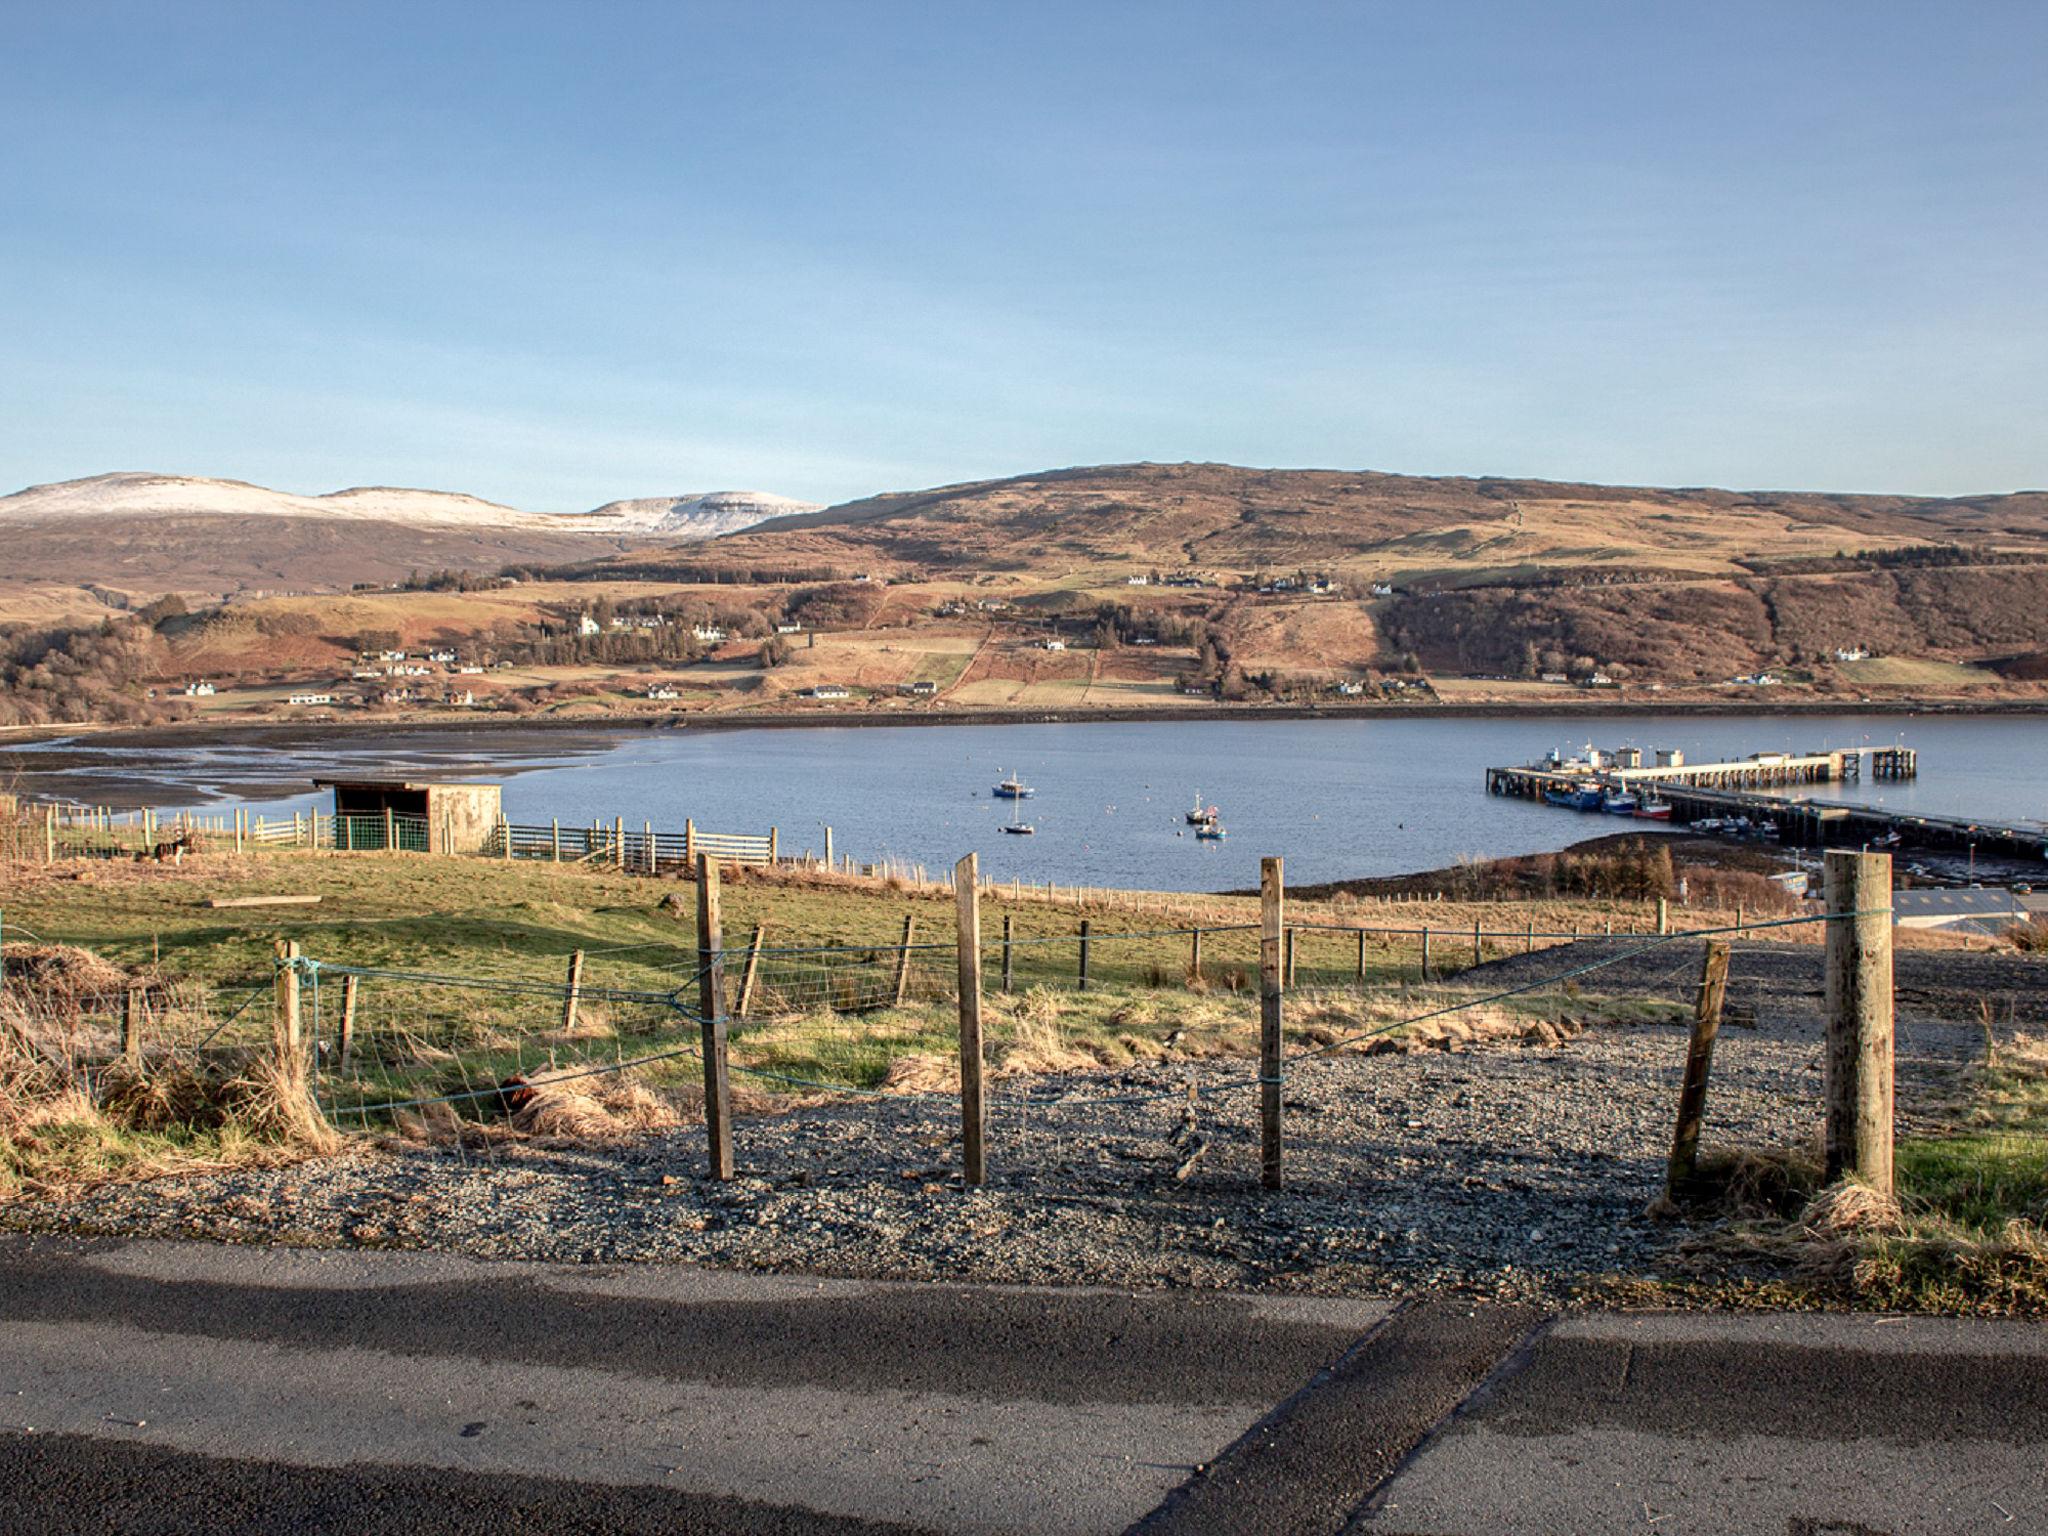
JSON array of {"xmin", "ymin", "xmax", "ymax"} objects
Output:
[{"xmin": 6, "ymin": 943, "xmax": 2033, "ymax": 1299}]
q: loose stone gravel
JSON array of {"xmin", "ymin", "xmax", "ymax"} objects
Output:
[{"xmin": 5, "ymin": 943, "xmax": 2029, "ymax": 1299}]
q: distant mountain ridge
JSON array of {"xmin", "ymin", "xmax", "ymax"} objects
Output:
[{"xmin": 0, "ymin": 472, "xmax": 818, "ymax": 540}]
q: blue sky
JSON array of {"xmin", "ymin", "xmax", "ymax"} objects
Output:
[{"xmin": 3, "ymin": 2, "xmax": 2043, "ymax": 508}]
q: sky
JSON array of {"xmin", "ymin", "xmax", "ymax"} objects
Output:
[{"xmin": 2, "ymin": 1, "xmax": 2044, "ymax": 509}]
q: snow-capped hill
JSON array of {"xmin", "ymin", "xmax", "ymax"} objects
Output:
[
  {"xmin": 0, "ymin": 473, "xmax": 555, "ymax": 529},
  {"xmin": 571, "ymin": 490, "xmax": 822, "ymax": 538},
  {"xmin": 0, "ymin": 473, "xmax": 819, "ymax": 538}
]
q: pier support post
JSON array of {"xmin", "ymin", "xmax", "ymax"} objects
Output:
[
  {"xmin": 955, "ymin": 853, "xmax": 986, "ymax": 1186},
  {"xmin": 1824, "ymin": 851, "xmax": 1894, "ymax": 1196},
  {"xmin": 1259, "ymin": 857, "xmax": 1284, "ymax": 1191},
  {"xmin": 696, "ymin": 853, "xmax": 734, "ymax": 1180}
]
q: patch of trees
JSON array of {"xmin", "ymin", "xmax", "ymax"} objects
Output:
[
  {"xmin": 0, "ymin": 618, "xmax": 176, "ymax": 726},
  {"xmin": 399, "ymin": 568, "xmax": 510, "ymax": 592}
]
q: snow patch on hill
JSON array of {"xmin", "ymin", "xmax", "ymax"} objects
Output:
[{"xmin": 0, "ymin": 473, "xmax": 814, "ymax": 540}]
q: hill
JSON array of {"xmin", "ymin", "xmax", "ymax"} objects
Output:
[
  {"xmin": 690, "ymin": 462, "xmax": 2048, "ymax": 582},
  {"xmin": 0, "ymin": 472, "xmax": 811, "ymax": 615}
]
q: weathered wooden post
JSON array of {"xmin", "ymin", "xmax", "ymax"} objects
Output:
[
  {"xmin": 44, "ymin": 809, "xmax": 56, "ymax": 865},
  {"xmin": 233, "ymin": 808, "xmax": 245, "ymax": 855},
  {"xmin": 561, "ymin": 949, "xmax": 585, "ymax": 1032},
  {"xmin": 1002, "ymin": 913, "xmax": 1015, "ymax": 992},
  {"xmin": 1284, "ymin": 926, "xmax": 1297, "ymax": 987},
  {"xmin": 273, "ymin": 939, "xmax": 302, "ymax": 1061},
  {"xmin": 685, "ymin": 818, "xmax": 697, "ymax": 867},
  {"xmin": 893, "ymin": 914, "xmax": 917, "ymax": 1005},
  {"xmin": 1666, "ymin": 940, "xmax": 1731, "ymax": 1200},
  {"xmin": 1077, "ymin": 918, "xmax": 1092, "ymax": 990},
  {"xmin": 1355, "ymin": 927, "xmax": 1367, "ymax": 983},
  {"xmin": 1524, "ymin": 918, "xmax": 1534, "ymax": 954},
  {"xmin": 614, "ymin": 816, "xmax": 625, "ymax": 869},
  {"xmin": 1824, "ymin": 850, "xmax": 1894, "ymax": 1195},
  {"xmin": 122, "ymin": 987, "xmax": 143, "ymax": 1066},
  {"xmin": 1421, "ymin": 924, "xmax": 1432, "ymax": 983},
  {"xmin": 552, "ymin": 818, "xmax": 561, "ymax": 863},
  {"xmin": 1657, "ymin": 897, "xmax": 1670, "ymax": 936},
  {"xmin": 955, "ymin": 853, "xmax": 987, "ymax": 1186},
  {"xmin": 823, "ymin": 825, "xmax": 834, "ymax": 870},
  {"xmin": 337, "ymin": 973, "xmax": 358, "ymax": 1073},
  {"xmin": 696, "ymin": 853, "xmax": 734, "ymax": 1180},
  {"xmin": 1472, "ymin": 918, "xmax": 1482, "ymax": 967},
  {"xmin": 736, "ymin": 924, "xmax": 766, "ymax": 1017},
  {"xmin": 1260, "ymin": 857, "xmax": 1284, "ymax": 1191},
  {"xmin": 1190, "ymin": 926, "xmax": 1204, "ymax": 983},
  {"xmin": 768, "ymin": 826, "xmax": 779, "ymax": 864},
  {"xmin": 383, "ymin": 805, "xmax": 395, "ymax": 851}
]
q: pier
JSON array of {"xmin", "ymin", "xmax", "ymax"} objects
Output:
[{"xmin": 1486, "ymin": 744, "xmax": 2047, "ymax": 860}]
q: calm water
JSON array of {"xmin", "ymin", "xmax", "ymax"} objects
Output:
[{"xmin": 10, "ymin": 715, "xmax": 2045, "ymax": 891}]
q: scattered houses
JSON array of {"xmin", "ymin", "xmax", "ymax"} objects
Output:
[{"xmin": 182, "ymin": 681, "xmax": 215, "ymax": 697}]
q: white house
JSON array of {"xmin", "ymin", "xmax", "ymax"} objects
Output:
[
  {"xmin": 1370, "ymin": 582, "xmax": 1395, "ymax": 597},
  {"xmin": 182, "ymin": 681, "xmax": 215, "ymax": 697},
  {"xmin": 456, "ymin": 665, "xmax": 484, "ymax": 675},
  {"xmin": 692, "ymin": 625, "xmax": 727, "ymax": 644},
  {"xmin": 1041, "ymin": 638, "xmax": 1067, "ymax": 652},
  {"xmin": 1834, "ymin": 646, "xmax": 1871, "ymax": 662},
  {"xmin": 287, "ymin": 692, "xmax": 333, "ymax": 706},
  {"xmin": 427, "ymin": 649, "xmax": 458, "ymax": 664},
  {"xmin": 646, "ymin": 685, "xmax": 681, "ymax": 701},
  {"xmin": 775, "ymin": 622, "xmax": 805, "ymax": 634},
  {"xmin": 806, "ymin": 684, "xmax": 851, "ymax": 699},
  {"xmin": 1126, "ymin": 574, "xmax": 1150, "ymax": 586},
  {"xmin": 577, "ymin": 614, "xmax": 602, "ymax": 637}
]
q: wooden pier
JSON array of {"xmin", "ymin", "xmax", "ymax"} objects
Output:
[{"xmin": 1486, "ymin": 744, "xmax": 2046, "ymax": 860}]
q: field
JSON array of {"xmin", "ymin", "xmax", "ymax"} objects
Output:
[{"xmin": 1835, "ymin": 656, "xmax": 2006, "ymax": 689}]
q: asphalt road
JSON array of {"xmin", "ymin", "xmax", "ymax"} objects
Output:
[{"xmin": 0, "ymin": 1236, "xmax": 2042, "ymax": 1535}]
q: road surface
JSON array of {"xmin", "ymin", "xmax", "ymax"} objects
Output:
[{"xmin": 0, "ymin": 1236, "xmax": 2040, "ymax": 1534}]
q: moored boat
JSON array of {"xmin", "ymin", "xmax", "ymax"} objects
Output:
[
  {"xmin": 1634, "ymin": 798, "xmax": 1673, "ymax": 821},
  {"xmin": 1602, "ymin": 792, "xmax": 1640, "ymax": 815},
  {"xmin": 993, "ymin": 772, "xmax": 1035, "ymax": 799}
]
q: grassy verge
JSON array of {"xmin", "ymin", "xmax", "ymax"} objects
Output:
[{"xmin": 1649, "ymin": 1035, "xmax": 2048, "ymax": 1315}]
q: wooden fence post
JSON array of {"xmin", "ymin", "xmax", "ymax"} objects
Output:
[
  {"xmin": 1284, "ymin": 926, "xmax": 1297, "ymax": 987},
  {"xmin": 1665, "ymin": 940, "xmax": 1730, "ymax": 1200},
  {"xmin": 1657, "ymin": 897, "xmax": 1670, "ymax": 936},
  {"xmin": 273, "ymin": 939, "xmax": 301, "ymax": 1061},
  {"xmin": 501, "ymin": 816, "xmax": 512, "ymax": 860},
  {"xmin": 696, "ymin": 853, "xmax": 734, "ymax": 1180},
  {"xmin": 1002, "ymin": 913, "xmax": 1015, "ymax": 992},
  {"xmin": 823, "ymin": 825, "xmax": 834, "ymax": 870},
  {"xmin": 1824, "ymin": 850, "xmax": 1894, "ymax": 1195},
  {"xmin": 562, "ymin": 949, "xmax": 585, "ymax": 1032},
  {"xmin": 1524, "ymin": 919, "xmax": 1534, "ymax": 954},
  {"xmin": 768, "ymin": 826, "xmax": 779, "ymax": 864},
  {"xmin": 1355, "ymin": 927, "xmax": 1367, "ymax": 982},
  {"xmin": 552, "ymin": 818, "xmax": 561, "ymax": 863},
  {"xmin": 614, "ymin": 816, "xmax": 625, "ymax": 869},
  {"xmin": 685, "ymin": 818, "xmax": 696, "ymax": 867},
  {"xmin": 955, "ymin": 853, "xmax": 986, "ymax": 1186},
  {"xmin": 1260, "ymin": 857, "xmax": 1284, "ymax": 1190},
  {"xmin": 644, "ymin": 820, "xmax": 655, "ymax": 874},
  {"xmin": 893, "ymin": 915, "xmax": 917, "ymax": 1005},
  {"xmin": 1472, "ymin": 919, "xmax": 1482, "ymax": 967},
  {"xmin": 1077, "ymin": 918, "xmax": 1092, "ymax": 990},
  {"xmin": 122, "ymin": 987, "xmax": 143, "ymax": 1065},
  {"xmin": 383, "ymin": 805, "xmax": 395, "ymax": 851},
  {"xmin": 337, "ymin": 973, "xmax": 358, "ymax": 1073},
  {"xmin": 736, "ymin": 924, "xmax": 766, "ymax": 1018},
  {"xmin": 233, "ymin": 809, "xmax": 245, "ymax": 855},
  {"xmin": 1190, "ymin": 926, "xmax": 1204, "ymax": 983},
  {"xmin": 1421, "ymin": 924, "xmax": 1431, "ymax": 983}
]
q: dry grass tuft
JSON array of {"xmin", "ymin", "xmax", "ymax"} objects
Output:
[{"xmin": 880, "ymin": 1052, "xmax": 956, "ymax": 1094}]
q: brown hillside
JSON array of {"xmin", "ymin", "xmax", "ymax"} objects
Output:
[{"xmin": 665, "ymin": 462, "xmax": 2048, "ymax": 580}]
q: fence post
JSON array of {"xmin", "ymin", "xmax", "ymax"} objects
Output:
[
  {"xmin": 273, "ymin": 939, "xmax": 302, "ymax": 1061},
  {"xmin": 44, "ymin": 809, "xmax": 55, "ymax": 864},
  {"xmin": 893, "ymin": 915, "xmax": 917, "ymax": 1005},
  {"xmin": 1824, "ymin": 850, "xmax": 1894, "ymax": 1195},
  {"xmin": 1284, "ymin": 926, "xmax": 1297, "ymax": 987},
  {"xmin": 1077, "ymin": 918, "xmax": 1092, "ymax": 990},
  {"xmin": 696, "ymin": 853, "xmax": 734, "ymax": 1180},
  {"xmin": 1472, "ymin": 919, "xmax": 1482, "ymax": 967},
  {"xmin": 955, "ymin": 853, "xmax": 986, "ymax": 1186},
  {"xmin": 562, "ymin": 949, "xmax": 585, "ymax": 1032},
  {"xmin": 383, "ymin": 805, "xmax": 394, "ymax": 851},
  {"xmin": 685, "ymin": 818, "xmax": 696, "ymax": 867},
  {"xmin": 768, "ymin": 826, "xmax": 779, "ymax": 864},
  {"xmin": 122, "ymin": 986, "xmax": 143, "ymax": 1065},
  {"xmin": 234, "ymin": 809, "xmax": 245, "ymax": 855},
  {"xmin": 614, "ymin": 817, "xmax": 624, "ymax": 869},
  {"xmin": 1356, "ymin": 928, "xmax": 1367, "ymax": 982},
  {"xmin": 1260, "ymin": 856, "xmax": 1284, "ymax": 1191},
  {"xmin": 644, "ymin": 820, "xmax": 655, "ymax": 874},
  {"xmin": 1665, "ymin": 940, "xmax": 1730, "ymax": 1201},
  {"xmin": 1002, "ymin": 913, "xmax": 1015, "ymax": 992},
  {"xmin": 337, "ymin": 973, "xmax": 358, "ymax": 1073},
  {"xmin": 552, "ymin": 818, "xmax": 561, "ymax": 863},
  {"xmin": 823, "ymin": 825, "xmax": 834, "ymax": 870},
  {"xmin": 1421, "ymin": 924, "xmax": 1431, "ymax": 983},
  {"xmin": 1190, "ymin": 926, "xmax": 1204, "ymax": 983},
  {"xmin": 1657, "ymin": 897, "xmax": 1670, "ymax": 936},
  {"xmin": 501, "ymin": 816, "xmax": 512, "ymax": 861},
  {"xmin": 736, "ymin": 924, "xmax": 766, "ymax": 1018}
]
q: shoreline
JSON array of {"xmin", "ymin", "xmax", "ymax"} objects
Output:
[{"xmin": 5, "ymin": 693, "xmax": 2048, "ymax": 755}]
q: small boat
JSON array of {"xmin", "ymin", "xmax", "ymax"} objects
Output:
[
  {"xmin": 1872, "ymin": 830, "xmax": 1903, "ymax": 849},
  {"xmin": 1185, "ymin": 790, "xmax": 1211, "ymax": 825},
  {"xmin": 993, "ymin": 772, "xmax": 1035, "ymax": 799},
  {"xmin": 1000, "ymin": 797, "xmax": 1035, "ymax": 835},
  {"xmin": 1194, "ymin": 821, "xmax": 1227, "ymax": 840},
  {"xmin": 1634, "ymin": 798, "xmax": 1673, "ymax": 821},
  {"xmin": 1602, "ymin": 792, "xmax": 1640, "ymax": 815}
]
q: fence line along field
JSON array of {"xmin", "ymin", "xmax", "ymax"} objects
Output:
[{"xmin": 3, "ymin": 806, "xmax": 2044, "ymax": 1313}]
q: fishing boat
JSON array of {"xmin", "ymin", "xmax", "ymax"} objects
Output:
[
  {"xmin": 1602, "ymin": 791, "xmax": 1640, "ymax": 815},
  {"xmin": 992, "ymin": 772, "xmax": 1035, "ymax": 799},
  {"xmin": 1194, "ymin": 819, "xmax": 1227, "ymax": 840},
  {"xmin": 1185, "ymin": 790, "xmax": 1213, "ymax": 825},
  {"xmin": 1000, "ymin": 797, "xmax": 1035, "ymax": 835},
  {"xmin": 1634, "ymin": 798, "xmax": 1673, "ymax": 821}
]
